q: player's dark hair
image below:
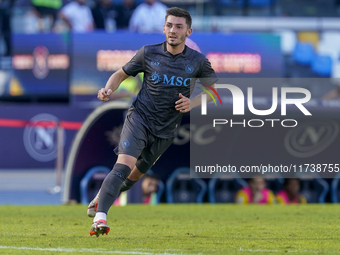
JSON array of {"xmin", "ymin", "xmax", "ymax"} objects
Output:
[{"xmin": 165, "ymin": 7, "xmax": 192, "ymax": 29}]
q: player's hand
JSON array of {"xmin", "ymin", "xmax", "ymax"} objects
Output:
[
  {"xmin": 97, "ymin": 88, "xmax": 112, "ymax": 102},
  {"xmin": 175, "ymin": 93, "xmax": 191, "ymax": 113}
]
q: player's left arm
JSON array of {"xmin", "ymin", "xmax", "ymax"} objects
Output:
[
  {"xmin": 175, "ymin": 57, "xmax": 217, "ymax": 113},
  {"xmin": 175, "ymin": 84, "xmax": 216, "ymax": 113}
]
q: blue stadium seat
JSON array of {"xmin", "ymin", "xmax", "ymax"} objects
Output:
[
  {"xmin": 311, "ymin": 55, "xmax": 333, "ymax": 77},
  {"xmin": 331, "ymin": 178, "xmax": 340, "ymax": 203},
  {"xmin": 292, "ymin": 43, "xmax": 315, "ymax": 65},
  {"xmin": 80, "ymin": 166, "xmax": 110, "ymax": 205},
  {"xmin": 166, "ymin": 167, "xmax": 207, "ymax": 204},
  {"xmin": 330, "ymin": 174, "xmax": 340, "ymax": 203},
  {"xmin": 208, "ymin": 173, "xmax": 247, "ymax": 203},
  {"xmin": 220, "ymin": 0, "xmax": 245, "ymax": 7},
  {"xmin": 265, "ymin": 177, "xmax": 284, "ymax": 194},
  {"xmin": 220, "ymin": 0, "xmax": 275, "ymax": 7},
  {"xmin": 250, "ymin": 0, "xmax": 275, "ymax": 6},
  {"xmin": 299, "ymin": 178, "xmax": 329, "ymax": 203}
]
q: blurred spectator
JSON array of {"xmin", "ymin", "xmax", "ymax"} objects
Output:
[
  {"xmin": 185, "ymin": 38, "xmax": 201, "ymax": 52},
  {"xmin": 276, "ymin": 179, "xmax": 307, "ymax": 204},
  {"xmin": 91, "ymin": 0, "xmax": 117, "ymax": 32},
  {"xmin": 0, "ymin": 0, "xmax": 14, "ymax": 56},
  {"xmin": 129, "ymin": 0, "xmax": 167, "ymax": 33},
  {"xmin": 114, "ymin": 173, "xmax": 159, "ymax": 206},
  {"xmin": 141, "ymin": 173, "xmax": 159, "ymax": 204},
  {"xmin": 31, "ymin": 0, "xmax": 62, "ymax": 32},
  {"xmin": 116, "ymin": 0, "xmax": 136, "ymax": 29},
  {"xmin": 235, "ymin": 177, "xmax": 276, "ymax": 204},
  {"xmin": 59, "ymin": 0, "xmax": 94, "ymax": 33}
]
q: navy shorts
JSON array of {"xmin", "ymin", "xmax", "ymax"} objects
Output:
[{"xmin": 114, "ymin": 111, "xmax": 174, "ymax": 173}]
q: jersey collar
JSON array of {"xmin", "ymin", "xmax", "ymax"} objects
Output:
[{"xmin": 163, "ymin": 41, "xmax": 187, "ymax": 57}]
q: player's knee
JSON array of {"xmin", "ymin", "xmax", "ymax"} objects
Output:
[{"xmin": 116, "ymin": 154, "xmax": 137, "ymax": 169}]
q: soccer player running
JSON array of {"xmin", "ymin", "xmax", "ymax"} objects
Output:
[{"xmin": 89, "ymin": 7, "xmax": 217, "ymax": 237}]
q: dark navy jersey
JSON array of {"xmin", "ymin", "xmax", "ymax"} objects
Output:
[{"xmin": 122, "ymin": 41, "xmax": 217, "ymax": 138}]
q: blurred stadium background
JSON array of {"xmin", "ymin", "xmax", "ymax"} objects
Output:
[{"xmin": 1, "ymin": 0, "xmax": 340, "ymax": 206}]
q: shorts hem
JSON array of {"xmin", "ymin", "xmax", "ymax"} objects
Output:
[{"xmin": 115, "ymin": 150, "xmax": 140, "ymax": 160}]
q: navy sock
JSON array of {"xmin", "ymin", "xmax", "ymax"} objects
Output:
[{"xmin": 96, "ymin": 163, "xmax": 131, "ymax": 214}]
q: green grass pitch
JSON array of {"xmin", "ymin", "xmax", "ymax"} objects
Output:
[{"xmin": 0, "ymin": 204, "xmax": 339, "ymax": 255}]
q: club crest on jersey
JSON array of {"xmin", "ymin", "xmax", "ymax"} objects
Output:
[
  {"xmin": 185, "ymin": 64, "xmax": 194, "ymax": 74},
  {"xmin": 122, "ymin": 140, "xmax": 130, "ymax": 148},
  {"xmin": 151, "ymin": 71, "xmax": 161, "ymax": 84}
]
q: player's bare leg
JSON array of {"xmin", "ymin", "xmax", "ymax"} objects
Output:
[
  {"xmin": 87, "ymin": 165, "xmax": 145, "ymax": 217},
  {"xmin": 128, "ymin": 166, "xmax": 145, "ymax": 181},
  {"xmin": 90, "ymin": 154, "xmax": 136, "ymax": 236}
]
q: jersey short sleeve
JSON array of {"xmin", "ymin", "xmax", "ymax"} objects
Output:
[
  {"xmin": 198, "ymin": 57, "xmax": 218, "ymax": 86},
  {"xmin": 122, "ymin": 46, "xmax": 145, "ymax": 77}
]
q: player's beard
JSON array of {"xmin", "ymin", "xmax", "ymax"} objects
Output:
[{"xmin": 167, "ymin": 33, "xmax": 186, "ymax": 47}]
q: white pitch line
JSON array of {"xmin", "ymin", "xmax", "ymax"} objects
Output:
[
  {"xmin": 240, "ymin": 247, "xmax": 340, "ymax": 253},
  {"xmin": 0, "ymin": 246, "xmax": 192, "ymax": 255}
]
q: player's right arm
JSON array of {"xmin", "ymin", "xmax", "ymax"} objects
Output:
[
  {"xmin": 97, "ymin": 68, "xmax": 130, "ymax": 101},
  {"xmin": 98, "ymin": 46, "xmax": 145, "ymax": 101}
]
